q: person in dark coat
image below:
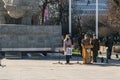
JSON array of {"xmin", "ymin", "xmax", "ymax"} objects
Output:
[
  {"xmin": 91, "ymin": 34, "xmax": 99, "ymax": 62},
  {"xmin": 78, "ymin": 34, "xmax": 82, "ymax": 56},
  {"xmin": 105, "ymin": 36, "xmax": 113, "ymax": 59}
]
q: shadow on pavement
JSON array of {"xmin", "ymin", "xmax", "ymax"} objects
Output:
[{"xmin": 2, "ymin": 53, "xmax": 120, "ymax": 67}]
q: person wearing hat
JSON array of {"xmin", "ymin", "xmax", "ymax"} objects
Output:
[{"xmin": 91, "ymin": 34, "xmax": 99, "ymax": 62}]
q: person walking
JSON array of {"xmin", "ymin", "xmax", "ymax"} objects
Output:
[
  {"xmin": 105, "ymin": 36, "xmax": 113, "ymax": 60},
  {"xmin": 63, "ymin": 34, "xmax": 72, "ymax": 64},
  {"xmin": 91, "ymin": 34, "xmax": 99, "ymax": 62}
]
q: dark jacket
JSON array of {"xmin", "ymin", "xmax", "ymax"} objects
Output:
[
  {"xmin": 91, "ymin": 39, "xmax": 99, "ymax": 51},
  {"xmin": 105, "ymin": 38, "xmax": 113, "ymax": 51}
]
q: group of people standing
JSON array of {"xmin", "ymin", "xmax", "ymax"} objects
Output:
[
  {"xmin": 63, "ymin": 33, "xmax": 113, "ymax": 64},
  {"xmin": 63, "ymin": 33, "xmax": 99, "ymax": 64},
  {"xmin": 81, "ymin": 34, "xmax": 99, "ymax": 64}
]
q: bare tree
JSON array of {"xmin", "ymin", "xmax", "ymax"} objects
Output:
[
  {"xmin": 107, "ymin": 0, "xmax": 120, "ymax": 29},
  {"xmin": 37, "ymin": 0, "xmax": 69, "ymax": 25},
  {"xmin": 38, "ymin": 0, "xmax": 60, "ymax": 24}
]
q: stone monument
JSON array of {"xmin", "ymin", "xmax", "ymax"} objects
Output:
[
  {"xmin": 0, "ymin": 0, "xmax": 62, "ymax": 50},
  {"xmin": 1, "ymin": 0, "xmax": 44, "ymax": 25}
]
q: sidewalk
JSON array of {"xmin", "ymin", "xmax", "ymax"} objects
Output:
[{"xmin": 0, "ymin": 54, "xmax": 120, "ymax": 80}]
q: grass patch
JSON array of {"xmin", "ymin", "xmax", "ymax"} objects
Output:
[{"xmin": 72, "ymin": 49, "xmax": 81, "ymax": 56}]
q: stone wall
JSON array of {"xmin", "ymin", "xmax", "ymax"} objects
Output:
[{"xmin": 0, "ymin": 24, "xmax": 62, "ymax": 48}]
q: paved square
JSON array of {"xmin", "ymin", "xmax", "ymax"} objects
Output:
[{"xmin": 0, "ymin": 55, "xmax": 120, "ymax": 80}]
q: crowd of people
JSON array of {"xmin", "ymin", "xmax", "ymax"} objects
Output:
[{"xmin": 63, "ymin": 33, "xmax": 114, "ymax": 64}]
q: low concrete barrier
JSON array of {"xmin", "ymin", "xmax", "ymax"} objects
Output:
[
  {"xmin": 0, "ymin": 24, "xmax": 62, "ymax": 48},
  {"xmin": 99, "ymin": 46, "xmax": 107, "ymax": 53},
  {"xmin": 99, "ymin": 46, "xmax": 120, "ymax": 53},
  {"xmin": 0, "ymin": 24, "xmax": 62, "ymax": 58},
  {"xmin": 113, "ymin": 46, "xmax": 120, "ymax": 53}
]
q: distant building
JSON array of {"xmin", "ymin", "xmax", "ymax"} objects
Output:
[{"xmin": 72, "ymin": 0, "xmax": 108, "ymax": 17}]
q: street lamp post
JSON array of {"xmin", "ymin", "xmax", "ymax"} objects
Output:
[
  {"xmin": 69, "ymin": 0, "xmax": 72, "ymax": 34},
  {"xmin": 87, "ymin": 0, "xmax": 98, "ymax": 39},
  {"xmin": 96, "ymin": 0, "xmax": 98, "ymax": 39},
  {"xmin": 69, "ymin": 0, "xmax": 98, "ymax": 38}
]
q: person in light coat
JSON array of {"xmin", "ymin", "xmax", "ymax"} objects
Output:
[{"xmin": 63, "ymin": 34, "xmax": 72, "ymax": 64}]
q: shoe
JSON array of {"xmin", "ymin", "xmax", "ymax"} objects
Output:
[
  {"xmin": 93, "ymin": 60, "xmax": 97, "ymax": 63},
  {"xmin": 65, "ymin": 62, "xmax": 69, "ymax": 64},
  {"xmin": 108, "ymin": 58, "xmax": 111, "ymax": 59}
]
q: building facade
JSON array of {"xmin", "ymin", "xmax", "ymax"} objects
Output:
[{"xmin": 72, "ymin": 0, "xmax": 108, "ymax": 17}]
